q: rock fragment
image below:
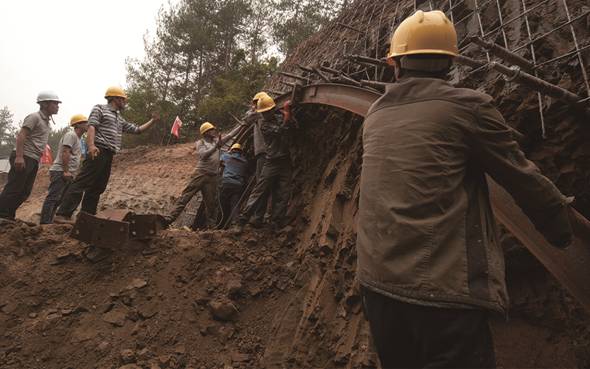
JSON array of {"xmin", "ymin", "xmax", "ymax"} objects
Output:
[{"xmin": 208, "ymin": 299, "xmax": 238, "ymax": 321}]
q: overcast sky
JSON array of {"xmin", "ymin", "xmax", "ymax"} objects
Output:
[{"xmin": 0, "ymin": 0, "xmax": 170, "ymax": 129}]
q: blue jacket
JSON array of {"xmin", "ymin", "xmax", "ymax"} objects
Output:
[{"xmin": 220, "ymin": 151, "xmax": 248, "ymax": 186}]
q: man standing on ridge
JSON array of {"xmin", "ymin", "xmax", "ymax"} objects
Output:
[
  {"xmin": 357, "ymin": 10, "xmax": 573, "ymax": 368},
  {"xmin": 40, "ymin": 114, "xmax": 88, "ymax": 224},
  {"xmin": 0, "ymin": 91, "xmax": 60, "ymax": 221},
  {"xmin": 236, "ymin": 94, "xmax": 294, "ymax": 230},
  {"xmin": 162, "ymin": 121, "xmax": 244, "ymax": 228},
  {"xmin": 54, "ymin": 86, "xmax": 160, "ymax": 222}
]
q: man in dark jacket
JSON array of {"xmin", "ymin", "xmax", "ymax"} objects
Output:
[
  {"xmin": 358, "ymin": 10, "xmax": 573, "ymax": 369},
  {"xmin": 237, "ymin": 94, "xmax": 294, "ymax": 229},
  {"xmin": 247, "ymin": 92, "xmax": 271, "ymax": 225}
]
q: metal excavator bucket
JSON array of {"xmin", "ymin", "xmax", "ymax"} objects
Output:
[{"xmin": 70, "ymin": 209, "xmax": 165, "ymax": 248}]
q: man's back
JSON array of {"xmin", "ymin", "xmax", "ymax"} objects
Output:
[{"xmin": 358, "ymin": 76, "xmax": 571, "ymax": 313}]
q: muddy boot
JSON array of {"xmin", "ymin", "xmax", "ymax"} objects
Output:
[
  {"xmin": 230, "ymin": 218, "xmax": 246, "ymax": 235},
  {"xmin": 0, "ymin": 217, "xmax": 16, "ymax": 227},
  {"xmin": 160, "ymin": 215, "xmax": 173, "ymax": 229},
  {"xmin": 54, "ymin": 215, "xmax": 75, "ymax": 225},
  {"xmin": 249, "ymin": 219, "xmax": 264, "ymax": 229}
]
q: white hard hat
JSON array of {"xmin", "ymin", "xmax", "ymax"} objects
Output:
[{"xmin": 36, "ymin": 91, "xmax": 61, "ymax": 103}]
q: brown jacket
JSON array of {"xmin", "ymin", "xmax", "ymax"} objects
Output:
[{"xmin": 357, "ymin": 76, "xmax": 572, "ymax": 313}]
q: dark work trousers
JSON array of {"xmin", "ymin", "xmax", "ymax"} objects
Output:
[
  {"xmin": 240, "ymin": 156, "xmax": 291, "ymax": 226},
  {"xmin": 56, "ymin": 148, "xmax": 114, "ymax": 217},
  {"xmin": 0, "ymin": 152, "xmax": 39, "ymax": 220},
  {"xmin": 168, "ymin": 171, "xmax": 218, "ymax": 227},
  {"xmin": 251, "ymin": 154, "xmax": 268, "ymax": 223},
  {"xmin": 361, "ymin": 287, "xmax": 496, "ymax": 369},
  {"xmin": 40, "ymin": 171, "xmax": 72, "ymax": 224},
  {"xmin": 219, "ymin": 182, "xmax": 244, "ymax": 227}
]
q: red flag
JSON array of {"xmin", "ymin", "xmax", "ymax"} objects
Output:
[
  {"xmin": 171, "ymin": 116, "xmax": 182, "ymax": 138},
  {"xmin": 40, "ymin": 144, "xmax": 53, "ymax": 164}
]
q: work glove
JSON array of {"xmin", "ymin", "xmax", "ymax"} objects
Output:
[{"xmin": 282, "ymin": 100, "xmax": 292, "ymax": 124}]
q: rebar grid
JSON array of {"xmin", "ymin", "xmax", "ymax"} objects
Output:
[
  {"xmin": 520, "ymin": 0, "xmax": 547, "ymax": 137},
  {"xmin": 271, "ymin": 0, "xmax": 590, "ymax": 120}
]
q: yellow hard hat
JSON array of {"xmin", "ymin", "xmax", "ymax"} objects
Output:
[
  {"xmin": 200, "ymin": 122, "xmax": 216, "ymax": 135},
  {"xmin": 252, "ymin": 91, "xmax": 270, "ymax": 102},
  {"xmin": 388, "ymin": 10, "xmax": 458, "ymax": 59},
  {"xmin": 256, "ymin": 94, "xmax": 276, "ymax": 113},
  {"xmin": 105, "ymin": 86, "xmax": 128, "ymax": 99},
  {"xmin": 230, "ymin": 143, "xmax": 242, "ymax": 151},
  {"xmin": 70, "ymin": 114, "xmax": 88, "ymax": 126}
]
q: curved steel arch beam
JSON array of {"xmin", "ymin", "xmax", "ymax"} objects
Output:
[{"xmin": 277, "ymin": 83, "xmax": 381, "ymax": 117}]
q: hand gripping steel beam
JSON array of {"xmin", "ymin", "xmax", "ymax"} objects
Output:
[{"xmin": 270, "ymin": 83, "xmax": 590, "ymax": 312}]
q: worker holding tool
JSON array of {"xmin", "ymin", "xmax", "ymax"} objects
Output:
[
  {"xmin": 357, "ymin": 10, "xmax": 573, "ymax": 368},
  {"xmin": 54, "ymin": 86, "xmax": 160, "ymax": 223},
  {"xmin": 238, "ymin": 91, "xmax": 272, "ymax": 226},
  {"xmin": 236, "ymin": 95, "xmax": 295, "ymax": 231},
  {"xmin": 0, "ymin": 91, "xmax": 60, "ymax": 221},
  {"xmin": 218, "ymin": 143, "xmax": 249, "ymax": 227},
  {"xmin": 162, "ymin": 121, "xmax": 245, "ymax": 228},
  {"xmin": 40, "ymin": 114, "xmax": 88, "ymax": 224}
]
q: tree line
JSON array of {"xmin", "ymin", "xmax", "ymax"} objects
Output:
[
  {"xmin": 123, "ymin": 0, "xmax": 344, "ymax": 147},
  {"xmin": 1, "ymin": 0, "xmax": 344, "ymax": 156}
]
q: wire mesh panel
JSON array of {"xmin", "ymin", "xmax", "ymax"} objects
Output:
[{"xmin": 269, "ymin": 0, "xmax": 590, "ymax": 129}]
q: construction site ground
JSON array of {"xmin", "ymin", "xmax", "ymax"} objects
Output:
[{"xmin": 1, "ymin": 142, "xmax": 589, "ymax": 369}]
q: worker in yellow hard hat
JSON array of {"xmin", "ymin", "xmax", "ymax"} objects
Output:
[
  {"xmin": 54, "ymin": 86, "xmax": 161, "ymax": 224},
  {"xmin": 162, "ymin": 120, "xmax": 246, "ymax": 228},
  {"xmin": 218, "ymin": 143, "xmax": 249, "ymax": 227},
  {"xmin": 357, "ymin": 10, "xmax": 573, "ymax": 368},
  {"xmin": 235, "ymin": 94, "xmax": 296, "ymax": 231},
  {"xmin": 0, "ymin": 91, "xmax": 61, "ymax": 221},
  {"xmin": 243, "ymin": 91, "xmax": 272, "ymax": 225},
  {"xmin": 40, "ymin": 114, "xmax": 89, "ymax": 224}
]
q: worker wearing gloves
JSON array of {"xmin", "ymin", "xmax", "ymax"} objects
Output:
[
  {"xmin": 0, "ymin": 91, "xmax": 60, "ymax": 221},
  {"xmin": 248, "ymin": 92, "xmax": 272, "ymax": 226},
  {"xmin": 357, "ymin": 10, "xmax": 573, "ymax": 368},
  {"xmin": 236, "ymin": 95, "xmax": 294, "ymax": 230},
  {"xmin": 163, "ymin": 121, "xmax": 244, "ymax": 228},
  {"xmin": 40, "ymin": 114, "xmax": 88, "ymax": 224},
  {"xmin": 54, "ymin": 86, "xmax": 160, "ymax": 222}
]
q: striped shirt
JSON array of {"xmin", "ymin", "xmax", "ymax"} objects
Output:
[{"xmin": 88, "ymin": 104, "xmax": 140, "ymax": 153}]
